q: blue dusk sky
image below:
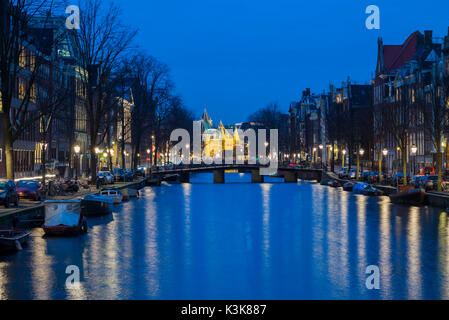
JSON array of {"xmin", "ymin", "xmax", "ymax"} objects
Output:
[{"xmin": 114, "ymin": 0, "xmax": 449, "ymax": 124}]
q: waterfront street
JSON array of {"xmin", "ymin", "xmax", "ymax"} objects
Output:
[{"xmin": 1, "ymin": 173, "xmax": 448, "ymax": 300}]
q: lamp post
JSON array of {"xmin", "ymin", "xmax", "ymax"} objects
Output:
[
  {"xmin": 411, "ymin": 145, "xmax": 417, "ymax": 176},
  {"xmin": 318, "ymin": 144, "xmax": 323, "ymax": 169},
  {"xmin": 342, "ymin": 149, "xmax": 347, "ymax": 169},
  {"xmin": 39, "ymin": 141, "xmax": 48, "ymax": 185},
  {"xmin": 74, "ymin": 145, "xmax": 80, "ymax": 180},
  {"xmin": 382, "ymin": 148, "xmax": 388, "ymax": 183},
  {"xmin": 357, "ymin": 148, "xmax": 365, "ymax": 180}
]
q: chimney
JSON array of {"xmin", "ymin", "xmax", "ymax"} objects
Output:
[{"xmin": 424, "ymin": 30, "xmax": 433, "ymax": 48}]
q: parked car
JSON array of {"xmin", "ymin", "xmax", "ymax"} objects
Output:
[
  {"xmin": 16, "ymin": 180, "xmax": 43, "ymax": 201},
  {"xmin": 419, "ymin": 167, "xmax": 436, "ymax": 176},
  {"xmin": 338, "ymin": 168, "xmax": 348, "ymax": 179},
  {"xmin": 361, "ymin": 171, "xmax": 371, "ymax": 181},
  {"xmin": 391, "ymin": 172, "xmax": 412, "ymax": 186},
  {"xmin": 411, "ymin": 175, "xmax": 425, "ymax": 188},
  {"xmin": 124, "ymin": 169, "xmax": 134, "ymax": 181},
  {"xmin": 348, "ymin": 169, "xmax": 360, "ymax": 179},
  {"xmin": 113, "ymin": 168, "xmax": 125, "ymax": 182},
  {"xmin": 0, "ymin": 180, "xmax": 19, "ymax": 208},
  {"xmin": 97, "ymin": 171, "xmax": 114, "ymax": 184},
  {"xmin": 421, "ymin": 175, "xmax": 447, "ymax": 191}
]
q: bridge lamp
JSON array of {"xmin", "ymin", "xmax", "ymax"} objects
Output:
[
  {"xmin": 382, "ymin": 148, "xmax": 388, "ymax": 157},
  {"xmin": 359, "ymin": 149, "xmax": 365, "ymax": 156}
]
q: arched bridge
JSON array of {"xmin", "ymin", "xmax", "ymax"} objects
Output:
[{"xmin": 149, "ymin": 164, "xmax": 323, "ymax": 184}]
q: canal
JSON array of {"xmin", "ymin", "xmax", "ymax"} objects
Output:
[{"xmin": 0, "ymin": 172, "xmax": 449, "ymax": 299}]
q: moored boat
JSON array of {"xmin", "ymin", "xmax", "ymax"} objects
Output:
[
  {"xmin": 120, "ymin": 188, "xmax": 130, "ymax": 202},
  {"xmin": 81, "ymin": 194, "xmax": 113, "ymax": 217},
  {"xmin": 389, "ymin": 186, "xmax": 427, "ymax": 206},
  {"xmin": 0, "ymin": 229, "xmax": 31, "ymax": 251},
  {"xmin": 43, "ymin": 200, "xmax": 88, "ymax": 236},
  {"xmin": 100, "ymin": 189, "xmax": 123, "ymax": 205},
  {"xmin": 127, "ymin": 188, "xmax": 139, "ymax": 198},
  {"xmin": 363, "ymin": 185, "xmax": 384, "ymax": 196},
  {"xmin": 353, "ymin": 183, "xmax": 369, "ymax": 194},
  {"xmin": 328, "ymin": 180, "xmax": 341, "ymax": 188},
  {"xmin": 343, "ymin": 182, "xmax": 354, "ymax": 191},
  {"xmin": 162, "ymin": 174, "xmax": 179, "ymax": 182}
]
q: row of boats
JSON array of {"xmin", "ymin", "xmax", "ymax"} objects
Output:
[
  {"xmin": 0, "ymin": 187, "xmax": 140, "ymax": 252},
  {"xmin": 321, "ymin": 179, "xmax": 427, "ymax": 206}
]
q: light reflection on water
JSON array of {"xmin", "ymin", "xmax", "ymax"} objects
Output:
[{"xmin": 0, "ymin": 172, "xmax": 448, "ymax": 299}]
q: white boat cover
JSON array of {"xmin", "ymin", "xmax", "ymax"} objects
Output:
[
  {"xmin": 84, "ymin": 194, "xmax": 114, "ymax": 204},
  {"xmin": 44, "ymin": 201, "xmax": 81, "ymax": 227}
]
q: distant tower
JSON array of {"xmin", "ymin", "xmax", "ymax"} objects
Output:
[{"xmin": 289, "ymin": 104, "xmax": 297, "ymax": 157}]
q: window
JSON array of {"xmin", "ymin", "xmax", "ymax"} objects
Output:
[{"xmin": 0, "ymin": 148, "xmax": 2, "ymax": 162}]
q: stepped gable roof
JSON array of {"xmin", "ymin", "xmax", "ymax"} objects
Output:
[{"xmin": 383, "ymin": 31, "xmax": 422, "ymax": 73}]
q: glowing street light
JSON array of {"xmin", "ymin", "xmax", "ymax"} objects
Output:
[
  {"xmin": 359, "ymin": 149, "xmax": 365, "ymax": 156},
  {"xmin": 382, "ymin": 148, "xmax": 388, "ymax": 157},
  {"xmin": 411, "ymin": 145, "xmax": 417, "ymax": 155}
]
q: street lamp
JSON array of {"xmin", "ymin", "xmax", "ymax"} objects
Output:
[
  {"xmin": 411, "ymin": 145, "xmax": 417, "ymax": 175},
  {"xmin": 74, "ymin": 145, "xmax": 80, "ymax": 180},
  {"xmin": 342, "ymin": 149, "xmax": 347, "ymax": 168}
]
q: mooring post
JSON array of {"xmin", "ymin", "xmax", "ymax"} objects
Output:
[
  {"xmin": 284, "ymin": 171, "xmax": 297, "ymax": 183},
  {"xmin": 213, "ymin": 169, "xmax": 225, "ymax": 184},
  {"xmin": 251, "ymin": 169, "xmax": 264, "ymax": 183}
]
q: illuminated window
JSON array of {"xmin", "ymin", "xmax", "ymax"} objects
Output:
[
  {"xmin": 18, "ymin": 80, "xmax": 25, "ymax": 100},
  {"xmin": 0, "ymin": 148, "xmax": 2, "ymax": 162},
  {"xmin": 19, "ymin": 46, "xmax": 26, "ymax": 68},
  {"xmin": 30, "ymin": 83, "xmax": 36, "ymax": 103}
]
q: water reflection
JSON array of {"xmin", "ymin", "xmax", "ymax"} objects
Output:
[{"xmin": 0, "ymin": 173, "xmax": 448, "ymax": 299}]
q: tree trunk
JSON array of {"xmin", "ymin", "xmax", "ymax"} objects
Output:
[
  {"xmin": 3, "ymin": 115, "xmax": 14, "ymax": 180},
  {"xmin": 437, "ymin": 151, "xmax": 443, "ymax": 192},
  {"xmin": 402, "ymin": 148, "xmax": 407, "ymax": 186},
  {"xmin": 356, "ymin": 152, "xmax": 360, "ymax": 180},
  {"xmin": 378, "ymin": 150, "xmax": 383, "ymax": 184},
  {"xmin": 90, "ymin": 145, "xmax": 97, "ymax": 184},
  {"xmin": 331, "ymin": 143, "xmax": 335, "ymax": 172}
]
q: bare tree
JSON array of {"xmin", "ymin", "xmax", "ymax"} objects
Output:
[
  {"xmin": 0, "ymin": 0, "xmax": 64, "ymax": 179},
  {"xmin": 127, "ymin": 54, "xmax": 173, "ymax": 169},
  {"xmin": 73, "ymin": 0, "xmax": 136, "ymax": 182},
  {"xmin": 385, "ymin": 84, "xmax": 410, "ymax": 185},
  {"xmin": 424, "ymin": 62, "xmax": 446, "ymax": 191}
]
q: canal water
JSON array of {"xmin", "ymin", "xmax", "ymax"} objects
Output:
[{"xmin": 1, "ymin": 172, "xmax": 449, "ymax": 300}]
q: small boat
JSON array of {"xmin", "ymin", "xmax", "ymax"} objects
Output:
[
  {"xmin": 162, "ymin": 174, "xmax": 179, "ymax": 182},
  {"xmin": 389, "ymin": 186, "xmax": 427, "ymax": 206},
  {"xmin": 120, "ymin": 188, "xmax": 130, "ymax": 202},
  {"xmin": 353, "ymin": 183, "xmax": 369, "ymax": 194},
  {"xmin": 43, "ymin": 200, "xmax": 88, "ymax": 236},
  {"xmin": 81, "ymin": 194, "xmax": 113, "ymax": 217},
  {"xmin": 343, "ymin": 182, "xmax": 354, "ymax": 191},
  {"xmin": 363, "ymin": 185, "xmax": 384, "ymax": 196},
  {"xmin": 328, "ymin": 180, "xmax": 341, "ymax": 188},
  {"xmin": 146, "ymin": 177, "xmax": 161, "ymax": 186},
  {"xmin": 100, "ymin": 189, "xmax": 123, "ymax": 205},
  {"xmin": 0, "ymin": 229, "xmax": 31, "ymax": 251},
  {"xmin": 127, "ymin": 188, "xmax": 139, "ymax": 198}
]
